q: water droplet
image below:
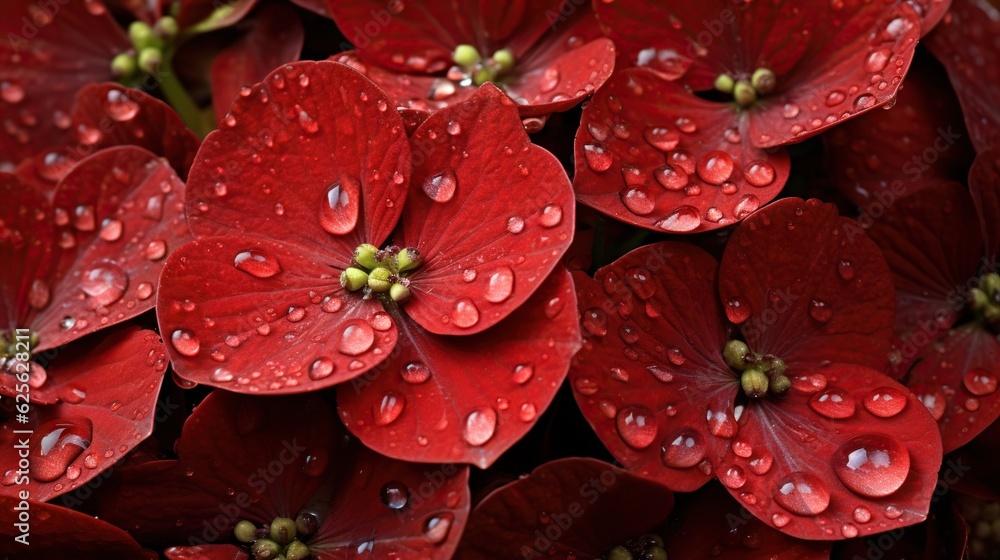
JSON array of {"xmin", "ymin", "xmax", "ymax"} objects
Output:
[
  {"xmin": 748, "ymin": 453, "xmax": 773, "ymax": 475},
  {"xmin": 28, "ymin": 279, "xmax": 49, "ymax": 309},
  {"xmin": 773, "ymin": 472, "xmax": 831, "ymax": 516},
  {"xmin": 963, "ymin": 369, "xmax": 997, "ymax": 396},
  {"xmin": 853, "ymin": 93, "xmax": 876, "ymax": 111},
  {"xmin": 653, "ymin": 164, "xmax": 689, "ymax": 191},
  {"xmin": 616, "ymin": 406, "xmax": 657, "ymax": 449},
  {"xmin": 519, "ymin": 403, "xmax": 537, "ymax": 422},
  {"xmin": 644, "ymin": 126, "xmax": 680, "ymax": 151},
  {"xmin": 423, "ymin": 513, "xmax": 454, "ymax": 544},
  {"xmin": 744, "ymin": 161, "xmax": 775, "ymax": 187},
  {"xmin": 104, "ymin": 89, "xmax": 139, "ymax": 121},
  {"xmin": 809, "ymin": 387, "xmax": 855, "ymax": 419},
  {"xmin": 655, "ymin": 206, "xmax": 700, "ymax": 232},
  {"xmin": 423, "ymin": 170, "xmax": 457, "ymax": 202},
  {"xmin": 170, "ymin": 329, "xmax": 200, "ymax": 357},
  {"xmin": 401, "ymin": 361, "xmax": 431, "ymax": 384},
  {"xmin": 864, "ymin": 48, "xmax": 891, "ymax": 72},
  {"xmin": 771, "ymin": 512, "xmax": 791, "ymax": 527},
  {"xmin": 807, "ymin": 299, "xmax": 832, "ymax": 323},
  {"xmin": 81, "ymin": 264, "xmax": 128, "ymax": 306},
  {"xmin": 1, "ymin": 81, "xmax": 25, "ymax": 103},
  {"xmin": 583, "ymin": 142, "xmax": 612, "ymax": 172},
  {"xmin": 210, "ymin": 368, "xmax": 234, "ymax": 383},
  {"xmin": 696, "ymin": 151, "xmax": 734, "ymax": 185},
  {"xmin": 853, "ymin": 506, "xmax": 872, "ymax": 523},
  {"xmin": 863, "ymin": 387, "xmax": 907, "ymax": 417},
  {"xmin": 450, "ymin": 298, "xmax": 480, "ymax": 328},
  {"xmin": 463, "ymin": 408, "xmax": 497, "ymax": 446},
  {"xmin": 833, "ymin": 434, "xmax": 910, "ymax": 498},
  {"xmin": 297, "ymin": 109, "xmax": 319, "ymax": 134},
  {"xmin": 734, "ymin": 194, "xmax": 760, "ymax": 218},
  {"xmin": 539, "ymin": 204, "xmax": 563, "ymax": 227},
  {"xmin": 234, "ymin": 250, "xmax": 281, "ymax": 278},
  {"xmin": 506, "ymin": 215, "xmax": 525, "ymax": 233},
  {"xmin": 721, "ymin": 465, "xmax": 747, "ymax": 489},
  {"xmin": 380, "ymin": 481, "xmax": 409, "ymax": 509},
  {"xmin": 706, "ymin": 409, "xmax": 738, "ymax": 438},
  {"xmin": 512, "ymin": 363, "xmax": 534, "ymax": 384},
  {"xmin": 301, "ymin": 448, "xmax": 329, "ymax": 476},
  {"xmin": 825, "ymin": 90, "xmax": 846, "ymax": 106},
  {"xmin": 837, "ymin": 259, "xmax": 855, "ymax": 280},
  {"xmin": 661, "ymin": 430, "xmax": 706, "ymax": 468},
  {"xmin": 338, "ymin": 321, "xmax": 375, "ymax": 355},
  {"xmin": 540, "ymin": 66, "xmax": 560, "ymax": 93},
  {"xmin": 374, "ymin": 391, "xmax": 405, "ymax": 425},
  {"xmin": 308, "ymin": 357, "xmax": 335, "ymax": 380},
  {"xmin": 621, "ymin": 187, "xmax": 655, "ymax": 215},
  {"xmin": 724, "ymin": 296, "xmax": 751, "ymax": 324},
  {"xmin": 320, "ymin": 177, "xmax": 360, "ymax": 235},
  {"xmin": 29, "ymin": 419, "xmax": 92, "ymax": 482},
  {"xmin": 483, "ymin": 267, "xmax": 514, "ymax": 303},
  {"xmin": 99, "ymin": 218, "xmax": 123, "ymax": 241},
  {"xmin": 72, "ymin": 205, "xmax": 96, "ymax": 231}
]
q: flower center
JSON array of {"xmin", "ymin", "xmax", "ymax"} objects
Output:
[
  {"xmin": 970, "ymin": 272, "xmax": 1000, "ymax": 326},
  {"xmin": 0, "ymin": 330, "xmax": 38, "ymax": 369},
  {"xmin": 110, "ymin": 17, "xmax": 179, "ymax": 83},
  {"xmin": 714, "ymin": 67, "xmax": 776, "ymax": 108},
  {"xmin": 600, "ymin": 533, "xmax": 667, "ymax": 560},
  {"xmin": 723, "ymin": 340, "xmax": 790, "ymax": 399},
  {"xmin": 451, "ymin": 44, "xmax": 516, "ymax": 86},
  {"xmin": 234, "ymin": 512, "xmax": 318, "ymax": 560},
  {"xmin": 340, "ymin": 243, "xmax": 421, "ymax": 304}
]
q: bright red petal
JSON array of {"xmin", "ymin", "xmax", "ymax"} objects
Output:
[
  {"xmin": 0, "ymin": 326, "xmax": 167, "ymax": 502},
  {"xmin": 569, "ymin": 242, "xmax": 732, "ymax": 492},
  {"xmin": 338, "ymin": 268, "xmax": 581, "ymax": 468},
  {"xmin": 186, "ymin": 60, "xmax": 409, "ymax": 260},
  {"xmin": 210, "ymin": 4, "xmax": 304, "ymax": 124},
  {"xmin": 715, "ymin": 363, "xmax": 942, "ymax": 540},
  {"xmin": 0, "ymin": 497, "xmax": 155, "ymax": 559},
  {"xmin": 156, "ymin": 235, "xmax": 397, "ymax": 393},
  {"xmin": 0, "ymin": 0, "xmax": 128, "ymax": 168},
  {"xmin": 397, "ymin": 84, "xmax": 574, "ymax": 335},
  {"xmin": 863, "ymin": 184, "xmax": 982, "ymax": 378},
  {"xmin": 907, "ymin": 324, "xmax": 1000, "ymax": 453},
  {"xmin": 455, "ymin": 457, "xmax": 674, "ymax": 559},
  {"xmin": 30, "ymin": 146, "xmax": 190, "ymax": 351},
  {"xmin": 926, "ymin": 0, "xmax": 1000, "ymax": 152},
  {"xmin": 970, "ymin": 148, "xmax": 1000, "ymax": 260},
  {"xmin": 718, "ymin": 198, "xmax": 895, "ymax": 372},
  {"xmin": 574, "ymin": 68, "xmax": 790, "ymax": 234}
]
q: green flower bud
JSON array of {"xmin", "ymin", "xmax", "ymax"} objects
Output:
[
  {"xmin": 340, "ymin": 267, "xmax": 369, "ymax": 291},
  {"xmin": 269, "ymin": 516, "xmax": 296, "ymax": 545},
  {"xmin": 137, "ymin": 47, "xmax": 162, "ymax": 74},
  {"xmin": 608, "ymin": 546, "xmax": 634, "ymax": 560},
  {"xmin": 234, "ymin": 520, "xmax": 257, "ymax": 543},
  {"xmin": 155, "ymin": 16, "xmax": 179, "ymax": 39},
  {"xmin": 396, "ymin": 247, "xmax": 421, "ymax": 272},
  {"xmin": 492, "ymin": 48, "xmax": 515, "ymax": 72},
  {"xmin": 723, "ymin": 340, "xmax": 751, "ymax": 371},
  {"xmin": 389, "ymin": 282, "xmax": 411, "ymax": 302},
  {"xmin": 769, "ymin": 373, "xmax": 792, "ymax": 397},
  {"xmin": 128, "ymin": 21, "xmax": 162, "ymax": 50},
  {"xmin": 285, "ymin": 541, "xmax": 311, "ymax": 560},
  {"xmin": 295, "ymin": 512, "xmax": 318, "ymax": 537},
  {"xmin": 354, "ymin": 243, "xmax": 380, "ymax": 270},
  {"xmin": 751, "ymin": 67, "xmax": 776, "ymax": 95},
  {"xmin": 368, "ymin": 267, "xmax": 392, "ymax": 293},
  {"xmin": 971, "ymin": 287, "xmax": 989, "ymax": 310},
  {"xmin": 714, "ymin": 73, "xmax": 735, "ymax": 94},
  {"xmin": 767, "ymin": 356, "xmax": 787, "ymax": 378},
  {"xmin": 453, "ymin": 44, "xmax": 482, "ymax": 68},
  {"xmin": 110, "ymin": 53, "xmax": 137, "ymax": 79},
  {"xmin": 741, "ymin": 367, "xmax": 769, "ymax": 398},
  {"xmin": 984, "ymin": 273, "xmax": 1000, "ymax": 296},
  {"xmin": 251, "ymin": 538, "xmax": 281, "ymax": 560},
  {"xmin": 645, "ymin": 545, "xmax": 668, "ymax": 560},
  {"xmin": 733, "ymin": 79, "xmax": 757, "ymax": 107},
  {"xmin": 472, "ymin": 67, "xmax": 493, "ymax": 86}
]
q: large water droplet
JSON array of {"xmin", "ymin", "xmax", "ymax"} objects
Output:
[
  {"xmin": 863, "ymin": 387, "xmax": 907, "ymax": 418},
  {"xmin": 808, "ymin": 299, "xmax": 832, "ymax": 323},
  {"xmin": 963, "ymin": 369, "xmax": 998, "ymax": 396},
  {"xmin": 463, "ymin": 407, "xmax": 497, "ymax": 446},
  {"xmin": 99, "ymin": 218, "xmax": 123, "ymax": 241},
  {"xmin": 696, "ymin": 151, "xmax": 734, "ymax": 185},
  {"xmin": 338, "ymin": 321, "xmax": 375, "ymax": 355},
  {"xmin": 484, "ymin": 267, "xmax": 514, "ymax": 303},
  {"xmin": 583, "ymin": 142, "xmax": 612, "ymax": 172},
  {"xmin": 401, "ymin": 361, "xmax": 431, "ymax": 384},
  {"xmin": 720, "ymin": 465, "xmax": 747, "ymax": 489},
  {"xmin": 773, "ymin": 472, "xmax": 831, "ymax": 516},
  {"xmin": 744, "ymin": 161, "xmax": 775, "ymax": 187},
  {"xmin": 320, "ymin": 177, "xmax": 360, "ymax": 235},
  {"xmin": 374, "ymin": 391, "xmax": 405, "ymax": 425},
  {"xmin": 833, "ymin": 434, "xmax": 910, "ymax": 498},
  {"xmin": 539, "ymin": 204, "xmax": 563, "ymax": 227},
  {"xmin": 423, "ymin": 513, "xmax": 454, "ymax": 544},
  {"xmin": 643, "ymin": 126, "xmax": 680, "ymax": 151},
  {"xmin": 234, "ymin": 250, "xmax": 281, "ymax": 279},
  {"xmin": 706, "ymin": 409, "xmax": 738, "ymax": 438},
  {"xmin": 308, "ymin": 357, "xmax": 335, "ymax": 380},
  {"xmin": 81, "ymin": 264, "xmax": 128, "ymax": 306},
  {"xmin": 616, "ymin": 406, "xmax": 657, "ymax": 449},
  {"xmin": 653, "ymin": 164, "xmax": 689, "ymax": 191},
  {"xmin": 450, "ymin": 298, "xmax": 480, "ymax": 328},
  {"xmin": 808, "ymin": 386, "xmax": 856, "ymax": 419},
  {"xmin": 724, "ymin": 296, "xmax": 751, "ymax": 324},
  {"xmin": 170, "ymin": 329, "xmax": 200, "ymax": 357},
  {"xmin": 423, "ymin": 170, "xmax": 457, "ymax": 202},
  {"xmin": 29, "ymin": 419, "xmax": 92, "ymax": 482},
  {"xmin": 104, "ymin": 89, "xmax": 139, "ymax": 121},
  {"xmin": 655, "ymin": 206, "xmax": 700, "ymax": 232},
  {"xmin": 660, "ymin": 429, "xmax": 706, "ymax": 468},
  {"xmin": 380, "ymin": 481, "xmax": 409, "ymax": 509}
]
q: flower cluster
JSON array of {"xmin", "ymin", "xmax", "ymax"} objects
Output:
[{"xmin": 0, "ymin": 0, "xmax": 996, "ymax": 558}]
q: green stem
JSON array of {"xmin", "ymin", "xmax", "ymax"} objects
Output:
[{"xmin": 157, "ymin": 48, "xmax": 213, "ymax": 138}]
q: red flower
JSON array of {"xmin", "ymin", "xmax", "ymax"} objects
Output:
[
  {"xmin": 573, "ymin": 0, "xmax": 923, "ymax": 233},
  {"xmin": 455, "ymin": 457, "xmax": 831, "ymax": 559},
  {"xmin": 860, "ymin": 151, "xmax": 1000, "ymax": 453},
  {"xmin": 157, "ymin": 61, "xmax": 579, "ymax": 466},
  {"xmin": 0, "ymin": 494, "xmax": 156, "ymax": 559},
  {"xmin": 326, "ymin": 0, "xmax": 616, "ymax": 122},
  {"xmin": 95, "ymin": 390, "xmax": 470, "ymax": 560},
  {"xmin": 570, "ymin": 198, "xmax": 943, "ymax": 539}
]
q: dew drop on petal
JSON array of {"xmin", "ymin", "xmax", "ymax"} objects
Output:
[
  {"xmin": 863, "ymin": 387, "xmax": 907, "ymax": 418},
  {"xmin": 374, "ymin": 391, "xmax": 405, "ymax": 426},
  {"xmin": 337, "ymin": 321, "xmax": 375, "ymax": 355},
  {"xmin": 832, "ymin": 434, "xmax": 910, "ymax": 498},
  {"xmin": 170, "ymin": 329, "xmax": 200, "ymax": 357},
  {"xmin": 724, "ymin": 296, "xmax": 751, "ymax": 324},
  {"xmin": 743, "ymin": 161, "xmax": 776, "ymax": 187},
  {"xmin": 655, "ymin": 206, "xmax": 700, "ymax": 232},
  {"xmin": 696, "ymin": 151, "xmax": 734, "ymax": 185},
  {"xmin": 512, "ymin": 363, "xmax": 534, "ymax": 384},
  {"xmin": 450, "ymin": 298, "xmax": 480, "ymax": 328},
  {"xmin": 28, "ymin": 419, "xmax": 92, "ymax": 482},
  {"xmin": 423, "ymin": 170, "xmax": 457, "ymax": 202},
  {"xmin": 234, "ymin": 250, "xmax": 281, "ymax": 278},
  {"xmin": 583, "ymin": 142, "xmax": 612, "ymax": 172},
  {"xmin": 320, "ymin": 176, "xmax": 360, "ymax": 235},
  {"xmin": 808, "ymin": 386, "xmax": 856, "ymax": 419},
  {"xmin": 963, "ymin": 369, "xmax": 998, "ymax": 396},
  {"xmin": 308, "ymin": 357, "xmax": 335, "ymax": 380},
  {"xmin": 506, "ymin": 216, "xmax": 525, "ymax": 233},
  {"xmin": 81, "ymin": 264, "xmax": 128, "ymax": 306},
  {"xmin": 808, "ymin": 299, "xmax": 833, "ymax": 323},
  {"xmin": 401, "ymin": 361, "xmax": 431, "ymax": 384},
  {"xmin": 103, "ymin": 89, "xmax": 139, "ymax": 122},
  {"xmin": 423, "ymin": 513, "xmax": 454, "ymax": 544},
  {"xmin": 539, "ymin": 204, "xmax": 563, "ymax": 227},
  {"xmin": 484, "ymin": 267, "xmax": 514, "ymax": 303},
  {"xmin": 660, "ymin": 429, "xmax": 706, "ymax": 468},
  {"xmin": 616, "ymin": 405, "xmax": 657, "ymax": 449},
  {"xmin": 380, "ymin": 481, "xmax": 409, "ymax": 509},
  {"xmin": 772, "ymin": 472, "xmax": 831, "ymax": 516},
  {"xmin": 463, "ymin": 408, "xmax": 497, "ymax": 446}
]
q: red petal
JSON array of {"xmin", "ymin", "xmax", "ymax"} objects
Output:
[
  {"xmin": 713, "ymin": 363, "xmax": 942, "ymax": 540},
  {"xmin": 719, "ymin": 198, "xmax": 895, "ymax": 372},
  {"xmin": 30, "ymin": 146, "xmax": 190, "ymax": 351},
  {"xmin": 0, "ymin": 0, "xmax": 129, "ymax": 168},
  {"xmin": 156, "ymin": 235, "xmax": 397, "ymax": 393},
  {"xmin": 0, "ymin": 326, "xmax": 167, "ymax": 502},
  {"xmin": 863, "ymin": 184, "xmax": 982, "ymax": 378},
  {"xmin": 289, "ymin": 0, "xmax": 327, "ymax": 16},
  {"xmin": 210, "ymin": 4, "xmax": 304, "ymax": 124},
  {"xmin": 907, "ymin": 324, "xmax": 1000, "ymax": 453},
  {"xmin": 970, "ymin": 148, "xmax": 1000, "ymax": 259},
  {"xmin": 574, "ymin": 68, "xmax": 790, "ymax": 233},
  {"xmin": 96, "ymin": 391, "xmax": 470, "ymax": 559},
  {"xmin": 338, "ymin": 268, "xmax": 581, "ymax": 468},
  {"xmin": 823, "ymin": 55, "xmax": 974, "ymax": 206},
  {"xmin": 0, "ymin": 174, "xmax": 55, "ymax": 329},
  {"xmin": 831, "ymin": 500, "xmax": 969, "ymax": 560},
  {"xmin": 664, "ymin": 482, "xmax": 831, "ymax": 559},
  {"xmin": 177, "ymin": 0, "xmax": 258, "ymax": 30},
  {"xmin": 0, "ymin": 497, "xmax": 155, "ymax": 559},
  {"xmin": 166, "ymin": 546, "xmax": 248, "ymax": 560},
  {"xmin": 456, "ymin": 458, "xmax": 674, "ymax": 559},
  {"xmin": 569, "ymin": 242, "xmax": 732, "ymax": 492},
  {"xmin": 504, "ymin": 36, "xmax": 616, "ymax": 118},
  {"xmin": 397, "ymin": 84, "xmax": 574, "ymax": 335},
  {"xmin": 926, "ymin": 0, "xmax": 1000, "ymax": 152},
  {"xmin": 186, "ymin": 61, "xmax": 409, "ymax": 260}
]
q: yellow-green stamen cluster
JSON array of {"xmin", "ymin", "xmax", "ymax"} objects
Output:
[
  {"xmin": 971, "ymin": 273, "xmax": 1000, "ymax": 324},
  {"xmin": 602, "ymin": 533, "xmax": 667, "ymax": 560},
  {"xmin": 452, "ymin": 44, "xmax": 516, "ymax": 86},
  {"xmin": 234, "ymin": 515, "xmax": 316, "ymax": 560},
  {"xmin": 724, "ymin": 340, "xmax": 790, "ymax": 398},
  {"xmin": 112, "ymin": 18, "xmax": 179, "ymax": 81},
  {"xmin": 340, "ymin": 244, "xmax": 421, "ymax": 303},
  {"xmin": 714, "ymin": 67, "xmax": 776, "ymax": 108}
]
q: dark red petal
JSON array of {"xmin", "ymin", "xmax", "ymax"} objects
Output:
[
  {"xmin": 832, "ymin": 499, "xmax": 969, "ymax": 560},
  {"xmin": 926, "ymin": 0, "xmax": 1000, "ymax": 152},
  {"xmin": 338, "ymin": 268, "xmax": 581, "ymax": 468},
  {"xmin": 456, "ymin": 457, "xmax": 674, "ymax": 559},
  {"xmin": 96, "ymin": 391, "xmax": 470, "ymax": 559},
  {"xmin": 30, "ymin": 146, "xmax": 190, "ymax": 351},
  {"xmin": 823, "ymin": 55, "xmax": 974, "ymax": 207},
  {"xmin": 719, "ymin": 198, "xmax": 895, "ymax": 372},
  {"xmin": 210, "ymin": 3, "xmax": 304, "ymax": 124},
  {"xmin": 398, "ymin": 84, "xmax": 574, "ymax": 335},
  {"xmin": 911, "ymin": 0, "xmax": 953, "ymax": 34},
  {"xmin": 0, "ymin": 174, "xmax": 55, "ymax": 330},
  {"xmin": 863, "ymin": 184, "xmax": 982, "ymax": 378},
  {"xmin": 166, "ymin": 546, "xmax": 248, "ymax": 560},
  {"xmin": 0, "ymin": 326, "xmax": 167, "ymax": 502},
  {"xmin": 177, "ymin": 0, "xmax": 258, "ymax": 30},
  {"xmin": 0, "ymin": 497, "xmax": 155, "ymax": 560},
  {"xmin": 714, "ymin": 363, "xmax": 942, "ymax": 540},
  {"xmin": 574, "ymin": 68, "xmax": 790, "ymax": 234},
  {"xmin": 664, "ymin": 482, "xmax": 831, "ymax": 559},
  {"xmin": 907, "ymin": 324, "xmax": 1000, "ymax": 453},
  {"xmin": 569, "ymin": 242, "xmax": 732, "ymax": 492},
  {"xmin": 186, "ymin": 61, "xmax": 409, "ymax": 260},
  {"xmin": 0, "ymin": 0, "xmax": 128, "ymax": 168},
  {"xmin": 156, "ymin": 235, "xmax": 397, "ymax": 394},
  {"xmin": 289, "ymin": 0, "xmax": 328, "ymax": 16},
  {"xmin": 970, "ymin": 148, "xmax": 1000, "ymax": 260}
]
